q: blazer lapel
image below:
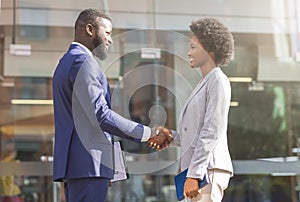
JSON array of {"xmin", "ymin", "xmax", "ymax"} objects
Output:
[
  {"xmin": 177, "ymin": 79, "xmax": 205, "ymax": 127},
  {"xmin": 178, "ymin": 68, "xmax": 219, "ymax": 127}
]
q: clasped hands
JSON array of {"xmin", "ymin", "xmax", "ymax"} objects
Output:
[{"xmin": 148, "ymin": 127, "xmax": 173, "ymax": 151}]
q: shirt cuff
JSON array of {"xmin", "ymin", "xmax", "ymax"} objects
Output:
[
  {"xmin": 141, "ymin": 126, "xmax": 151, "ymax": 142},
  {"xmin": 187, "ymin": 166, "xmax": 207, "ymax": 180}
]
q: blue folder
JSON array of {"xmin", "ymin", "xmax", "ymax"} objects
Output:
[{"xmin": 174, "ymin": 169, "xmax": 209, "ymax": 201}]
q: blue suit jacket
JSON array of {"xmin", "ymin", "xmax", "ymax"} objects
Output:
[{"xmin": 52, "ymin": 43, "xmax": 148, "ymax": 181}]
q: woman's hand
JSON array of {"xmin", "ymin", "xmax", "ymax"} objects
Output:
[{"xmin": 184, "ymin": 177, "xmax": 200, "ymax": 199}]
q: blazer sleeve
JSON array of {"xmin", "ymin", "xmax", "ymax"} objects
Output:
[
  {"xmin": 72, "ymin": 55, "xmax": 151, "ymax": 143},
  {"xmin": 187, "ymin": 76, "xmax": 231, "ymax": 179},
  {"xmin": 170, "ymin": 130, "xmax": 181, "ymax": 146}
]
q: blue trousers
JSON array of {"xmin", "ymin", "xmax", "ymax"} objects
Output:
[{"xmin": 64, "ymin": 177, "xmax": 110, "ymax": 202}]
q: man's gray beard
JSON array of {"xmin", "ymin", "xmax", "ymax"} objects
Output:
[{"xmin": 93, "ymin": 44, "xmax": 107, "ymax": 60}]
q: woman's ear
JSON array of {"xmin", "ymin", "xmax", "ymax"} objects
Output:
[{"xmin": 85, "ymin": 23, "xmax": 94, "ymax": 37}]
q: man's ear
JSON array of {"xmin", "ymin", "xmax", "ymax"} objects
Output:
[{"xmin": 85, "ymin": 23, "xmax": 94, "ymax": 37}]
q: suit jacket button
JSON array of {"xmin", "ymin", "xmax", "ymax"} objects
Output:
[{"xmin": 184, "ymin": 127, "xmax": 187, "ymax": 131}]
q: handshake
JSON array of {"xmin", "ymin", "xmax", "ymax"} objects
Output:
[{"xmin": 148, "ymin": 127, "xmax": 173, "ymax": 151}]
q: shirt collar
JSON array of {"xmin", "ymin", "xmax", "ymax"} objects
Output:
[{"xmin": 71, "ymin": 42, "xmax": 93, "ymax": 56}]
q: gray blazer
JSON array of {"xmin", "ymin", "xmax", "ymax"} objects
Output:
[{"xmin": 172, "ymin": 67, "xmax": 233, "ymax": 180}]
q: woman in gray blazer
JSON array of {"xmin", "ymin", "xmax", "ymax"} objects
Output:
[{"xmin": 164, "ymin": 18, "xmax": 234, "ymax": 202}]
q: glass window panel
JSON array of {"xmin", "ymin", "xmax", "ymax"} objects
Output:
[{"xmin": 1, "ymin": 1, "xmax": 300, "ymax": 201}]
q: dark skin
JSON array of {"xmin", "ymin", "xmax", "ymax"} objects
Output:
[
  {"xmin": 148, "ymin": 127, "xmax": 173, "ymax": 151},
  {"xmin": 74, "ymin": 17, "xmax": 112, "ymax": 54},
  {"xmin": 74, "ymin": 22, "xmax": 96, "ymax": 52}
]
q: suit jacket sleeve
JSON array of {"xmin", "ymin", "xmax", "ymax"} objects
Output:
[
  {"xmin": 187, "ymin": 76, "xmax": 231, "ymax": 179},
  {"xmin": 72, "ymin": 55, "xmax": 150, "ymax": 143}
]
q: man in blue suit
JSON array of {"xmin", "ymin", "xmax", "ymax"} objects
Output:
[{"xmin": 52, "ymin": 8, "xmax": 172, "ymax": 202}]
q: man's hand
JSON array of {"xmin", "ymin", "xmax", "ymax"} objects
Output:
[{"xmin": 148, "ymin": 127, "xmax": 173, "ymax": 150}]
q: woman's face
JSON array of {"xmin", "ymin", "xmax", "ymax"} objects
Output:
[{"xmin": 187, "ymin": 35, "xmax": 210, "ymax": 68}]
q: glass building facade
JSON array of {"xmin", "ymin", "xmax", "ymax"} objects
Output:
[{"xmin": 1, "ymin": 0, "xmax": 300, "ymax": 201}]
